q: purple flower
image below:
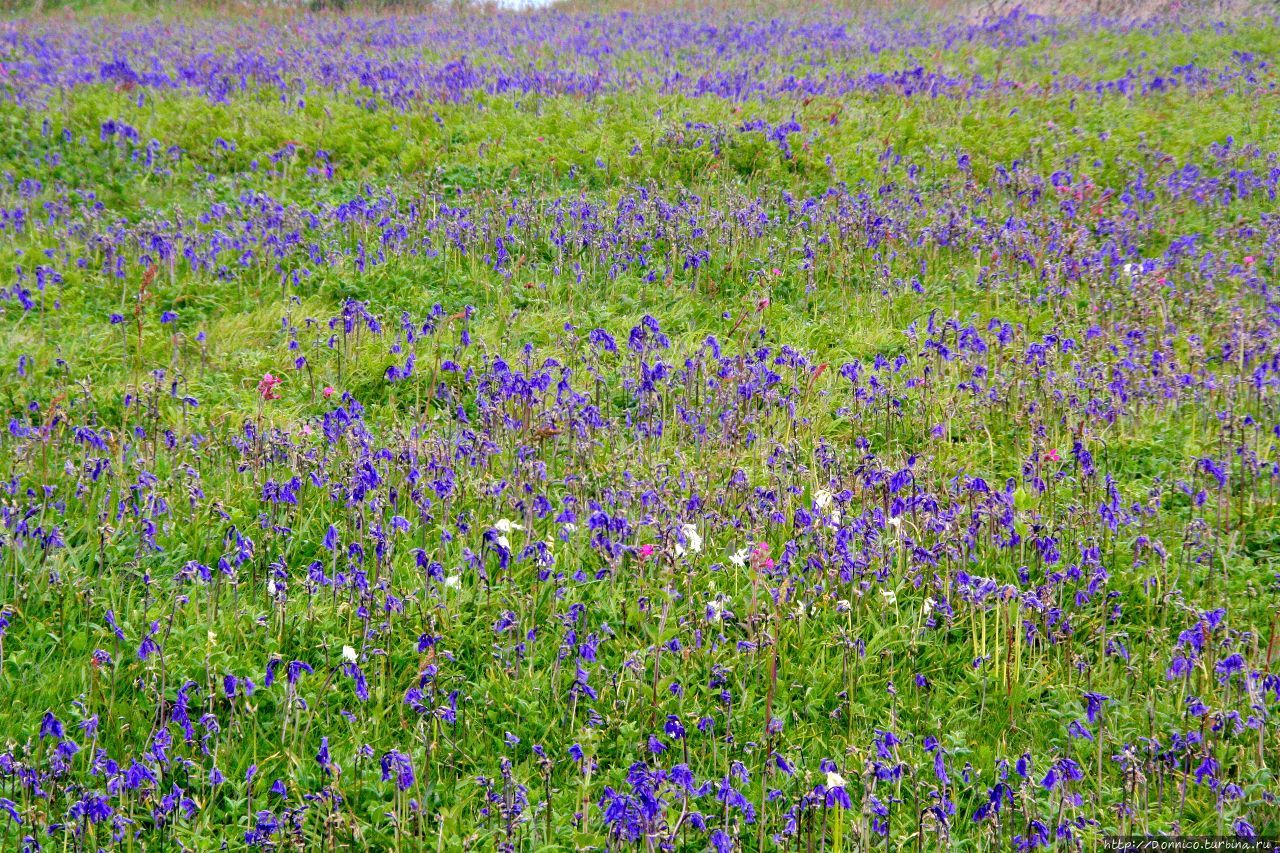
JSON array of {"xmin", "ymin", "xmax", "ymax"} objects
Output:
[
  {"xmin": 1083, "ymin": 692, "xmax": 1110, "ymax": 724},
  {"xmin": 39, "ymin": 712, "xmax": 64, "ymax": 740},
  {"xmin": 381, "ymin": 751, "xmax": 415, "ymax": 791}
]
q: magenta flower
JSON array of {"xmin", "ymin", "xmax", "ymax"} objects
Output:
[{"xmin": 258, "ymin": 373, "xmax": 283, "ymax": 401}]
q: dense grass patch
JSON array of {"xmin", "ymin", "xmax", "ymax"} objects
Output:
[{"xmin": 0, "ymin": 4, "xmax": 1278, "ymax": 850}]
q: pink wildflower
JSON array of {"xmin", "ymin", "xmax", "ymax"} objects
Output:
[
  {"xmin": 751, "ymin": 541, "xmax": 774, "ymax": 569},
  {"xmin": 258, "ymin": 373, "xmax": 283, "ymax": 401}
]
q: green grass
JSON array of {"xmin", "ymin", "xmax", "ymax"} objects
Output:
[{"xmin": 0, "ymin": 6, "xmax": 1278, "ymax": 850}]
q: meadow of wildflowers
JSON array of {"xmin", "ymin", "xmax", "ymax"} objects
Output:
[{"xmin": 0, "ymin": 2, "xmax": 1279, "ymax": 849}]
